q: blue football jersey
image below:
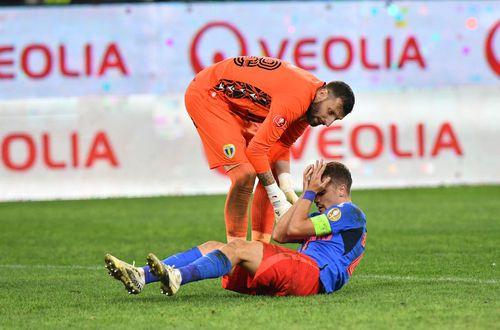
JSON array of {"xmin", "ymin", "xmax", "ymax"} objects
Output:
[{"xmin": 299, "ymin": 202, "xmax": 367, "ymax": 293}]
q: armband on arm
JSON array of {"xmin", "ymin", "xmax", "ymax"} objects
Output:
[{"xmin": 310, "ymin": 214, "xmax": 332, "ymax": 236}]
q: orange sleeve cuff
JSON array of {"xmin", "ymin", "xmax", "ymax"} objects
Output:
[
  {"xmin": 246, "ymin": 140, "xmax": 271, "ymax": 174},
  {"xmin": 269, "ymin": 142, "xmax": 290, "ymax": 163}
]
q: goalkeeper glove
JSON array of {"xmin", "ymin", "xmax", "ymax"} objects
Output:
[
  {"xmin": 278, "ymin": 173, "xmax": 299, "ymax": 204},
  {"xmin": 264, "ymin": 183, "xmax": 293, "ymax": 220}
]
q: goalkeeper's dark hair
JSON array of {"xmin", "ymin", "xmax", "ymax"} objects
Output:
[
  {"xmin": 322, "ymin": 161, "xmax": 352, "ymax": 195},
  {"xmin": 325, "ymin": 81, "xmax": 355, "ymax": 116}
]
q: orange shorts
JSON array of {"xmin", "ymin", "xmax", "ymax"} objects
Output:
[
  {"xmin": 221, "ymin": 242, "xmax": 321, "ymax": 296},
  {"xmin": 184, "ymin": 81, "xmax": 289, "ymax": 170}
]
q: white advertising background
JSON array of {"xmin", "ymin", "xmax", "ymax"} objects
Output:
[{"xmin": 0, "ymin": 1, "xmax": 499, "ymax": 200}]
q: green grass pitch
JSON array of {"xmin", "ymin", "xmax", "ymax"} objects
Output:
[{"xmin": 0, "ymin": 186, "xmax": 498, "ymax": 329}]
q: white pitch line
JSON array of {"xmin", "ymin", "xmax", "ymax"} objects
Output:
[
  {"xmin": 0, "ymin": 264, "xmax": 497, "ymax": 285},
  {"xmin": 0, "ymin": 264, "xmax": 101, "ymax": 271},
  {"xmin": 355, "ymin": 274, "xmax": 498, "ymax": 285}
]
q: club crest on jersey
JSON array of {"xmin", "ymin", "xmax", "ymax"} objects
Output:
[
  {"xmin": 273, "ymin": 115, "xmax": 287, "ymax": 128},
  {"xmin": 327, "ymin": 208, "xmax": 342, "ymax": 222},
  {"xmin": 223, "ymin": 144, "xmax": 236, "ymax": 159}
]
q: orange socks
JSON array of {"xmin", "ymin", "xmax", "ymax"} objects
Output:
[
  {"xmin": 250, "ymin": 182, "xmax": 275, "ymax": 243},
  {"xmin": 225, "ymin": 164, "xmax": 256, "ymax": 241}
]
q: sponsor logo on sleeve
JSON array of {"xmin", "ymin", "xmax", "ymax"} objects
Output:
[
  {"xmin": 327, "ymin": 208, "xmax": 342, "ymax": 222},
  {"xmin": 273, "ymin": 115, "xmax": 287, "ymax": 128}
]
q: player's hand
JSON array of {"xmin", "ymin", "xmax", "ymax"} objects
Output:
[
  {"xmin": 278, "ymin": 173, "xmax": 299, "ymax": 204},
  {"xmin": 307, "ymin": 160, "xmax": 331, "ymax": 193},
  {"xmin": 302, "ymin": 164, "xmax": 314, "ymax": 192},
  {"xmin": 284, "ymin": 190, "xmax": 299, "ymax": 205},
  {"xmin": 273, "ymin": 200, "xmax": 292, "ymax": 220}
]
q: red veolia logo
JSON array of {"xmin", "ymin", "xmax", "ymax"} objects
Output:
[
  {"xmin": 190, "ymin": 22, "xmax": 248, "ymax": 73},
  {"xmin": 485, "ymin": 20, "xmax": 500, "ymax": 76},
  {"xmin": 189, "ymin": 21, "xmax": 428, "ymax": 74}
]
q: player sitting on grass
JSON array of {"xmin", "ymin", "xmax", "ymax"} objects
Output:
[{"xmin": 105, "ymin": 160, "xmax": 367, "ymax": 296}]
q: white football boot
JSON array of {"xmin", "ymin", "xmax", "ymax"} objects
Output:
[
  {"xmin": 104, "ymin": 254, "xmax": 145, "ymax": 295},
  {"xmin": 146, "ymin": 253, "xmax": 182, "ymax": 296}
]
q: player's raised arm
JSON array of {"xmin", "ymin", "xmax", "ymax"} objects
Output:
[
  {"xmin": 271, "ymin": 119, "xmax": 310, "ymax": 205},
  {"xmin": 273, "ymin": 161, "xmax": 331, "ymax": 243}
]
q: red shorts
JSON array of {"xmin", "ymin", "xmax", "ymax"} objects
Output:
[
  {"xmin": 184, "ymin": 81, "xmax": 289, "ymax": 169},
  {"xmin": 221, "ymin": 242, "xmax": 321, "ymax": 296}
]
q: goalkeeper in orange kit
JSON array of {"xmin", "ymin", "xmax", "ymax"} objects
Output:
[{"xmin": 184, "ymin": 56, "xmax": 355, "ymax": 242}]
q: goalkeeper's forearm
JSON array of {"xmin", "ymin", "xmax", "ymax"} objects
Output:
[
  {"xmin": 257, "ymin": 171, "xmax": 276, "ymax": 186},
  {"xmin": 257, "ymin": 171, "xmax": 292, "ymax": 219},
  {"xmin": 258, "ymin": 171, "xmax": 285, "ymax": 208}
]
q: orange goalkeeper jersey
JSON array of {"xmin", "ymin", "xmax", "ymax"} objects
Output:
[{"xmin": 192, "ymin": 56, "xmax": 324, "ymax": 173}]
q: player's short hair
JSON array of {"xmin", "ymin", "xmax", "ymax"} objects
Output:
[
  {"xmin": 322, "ymin": 161, "xmax": 352, "ymax": 195},
  {"xmin": 325, "ymin": 81, "xmax": 355, "ymax": 116}
]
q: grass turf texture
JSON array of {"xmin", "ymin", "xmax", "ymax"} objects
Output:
[{"xmin": 0, "ymin": 186, "xmax": 498, "ymax": 329}]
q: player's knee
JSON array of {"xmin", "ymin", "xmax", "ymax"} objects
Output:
[
  {"xmin": 234, "ymin": 171, "xmax": 256, "ymax": 189},
  {"xmin": 226, "ymin": 239, "xmax": 250, "ymax": 255},
  {"xmin": 199, "ymin": 240, "xmax": 224, "ymax": 254},
  {"xmin": 230, "ymin": 240, "xmax": 259, "ymax": 259},
  {"xmin": 228, "ymin": 165, "xmax": 256, "ymax": 190},
  {"xmin": 227, "ymin": 238, "xmax": 247, "ymax": 248}
]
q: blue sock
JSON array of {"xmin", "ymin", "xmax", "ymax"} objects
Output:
[
  {"xmin": 142, "ymin": 247, "xmax": 202, "ymax": 284},
  {"xmin": 179, "ymin": 250, "xmax": 232, "ymax": 285}
]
